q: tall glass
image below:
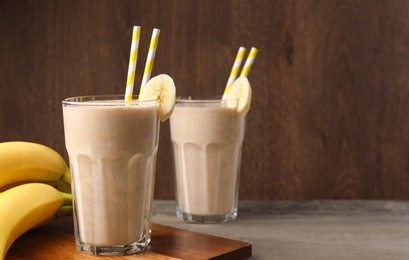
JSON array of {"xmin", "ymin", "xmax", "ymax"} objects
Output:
[
  {"xmin": 170, "ymin": 97, "xmax": 245, "ymax": 224},
  {"xmin": 62, "ymin": 95, "xmax": 159, "ymax": 255}
]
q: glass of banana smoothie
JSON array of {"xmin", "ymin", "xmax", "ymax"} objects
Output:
[
  {"xmin": 62, "ymin": 95, "xmax": 159, "ymax": 255},
  {"xmin": 170, "ymin": 96, "xmax": 246, "ymax": 224}
]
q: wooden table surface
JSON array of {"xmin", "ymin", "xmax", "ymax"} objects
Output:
[{"xmin": 8, "ymin": 200, "xmax": 409, "ymax": 259}]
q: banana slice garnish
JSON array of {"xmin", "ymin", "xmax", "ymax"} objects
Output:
[
  {"xmin": 226, "ymin": 76, "xmax": 252, "ymax": 115},
  {"xmin": 139, "ymin": 74, "xmax": 176, "ymax": 121}
]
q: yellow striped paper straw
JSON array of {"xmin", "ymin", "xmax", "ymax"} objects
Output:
[
  {"xmin": 139, "ymin": 28, "xmax": 160, "ymax": 94},
  {"xmin": 222, "ymin": 47, "xmax": 246, "ymax": 99},
  {"xmin": 240, "ymin": 47, "xmax": 258, "ymax": 77},
  {"xmin": 124, "ymin": 26, "xmax": 141, "ymax": 102}
]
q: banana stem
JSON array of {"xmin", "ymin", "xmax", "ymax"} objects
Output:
[
  {"xmin": 56, "ymin": 206, "xmax": 73, "ymax": 217},
  {"xmin": 60, "ymin": 192, "xmax": 72, "ymax": 206}
]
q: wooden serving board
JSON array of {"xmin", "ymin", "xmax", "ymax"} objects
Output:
[{"xmin": 6, "ymin": 217, "xmax": 251, "ymax": 259}]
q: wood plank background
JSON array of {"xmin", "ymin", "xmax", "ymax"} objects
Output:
[{"xmin": 1, "ymin": 0, "xmax": 408, "ymax": 200}]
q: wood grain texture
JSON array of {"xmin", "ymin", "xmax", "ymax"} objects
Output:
[
  {"xmin": 0, "ymin": 0, "xmax": 409, "ymax": 199},
  {"xmin": 6, "ymin": 218, "xmax": 251, "ymax": 259}
]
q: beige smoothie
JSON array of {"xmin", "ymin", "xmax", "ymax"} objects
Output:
[
  {"xmin": 170, "ymin": 99, "xmax": 245, "ymax": 221},
  {"xmin": 63, "ymin": 98, "xmax": 159, "ymax": 249}
]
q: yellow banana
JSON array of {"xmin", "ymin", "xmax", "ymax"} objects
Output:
[
  {"xmin": 0, "ymin": 183, "xmax": 70, "ymax": 259},
  {"xmin": 34, "ymin": 205, "xmax": 73, "ymax": 229},
  {"xmin": 0, "ymin": 141, "xmax": 71, "ymax": 192}
]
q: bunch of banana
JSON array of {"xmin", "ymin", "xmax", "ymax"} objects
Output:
[{"xmin": 0, "ymin": 141, "xmax": 73, "ymax": 259}]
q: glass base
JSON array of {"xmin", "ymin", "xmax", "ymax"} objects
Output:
[
  {"xmin": 75, "ymin": 239, "xmax": 149, "ymax": 256},
  {"xmin": 176, "ymin": 208, "xmax": 237, "ymax": 224}
]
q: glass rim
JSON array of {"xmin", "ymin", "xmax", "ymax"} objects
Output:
[
  {"xmin": 62, "ymin": 94, "xmax": 158, "ymax": 106},
  {"xmin": 176, "ymin": 95, "xmax": 237, "ymax": 104}
]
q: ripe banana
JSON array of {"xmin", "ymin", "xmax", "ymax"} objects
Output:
[
  {"xmin": 0, "ymin": 183, "xmax": 71, "ymax": 259},
  {"xmin": 0, "ymin": 141, "xmax": 71, "ymax": 192}
]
